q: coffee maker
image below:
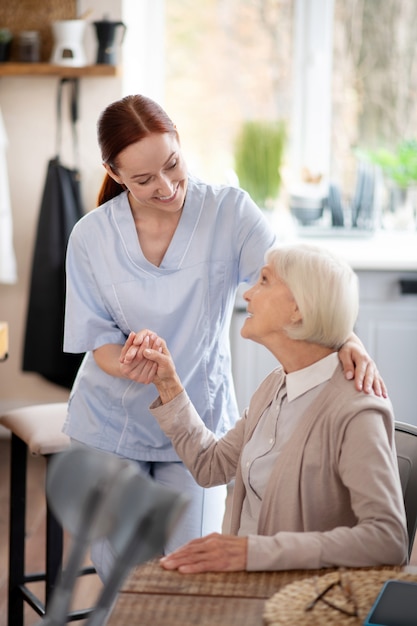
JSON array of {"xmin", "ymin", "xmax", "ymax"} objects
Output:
[{"xmin": 93, "ymin": 17, "xmax": 126, "ymax": 65}]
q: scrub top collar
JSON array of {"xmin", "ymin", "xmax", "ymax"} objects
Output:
[{"xmin": 110, "ymin": 176, "xmax": 204, "ymax": 272}]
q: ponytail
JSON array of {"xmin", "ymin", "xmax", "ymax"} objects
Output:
[{"xmin": 97, "ymin": 174, "xmax": 125, "ymax": 207}]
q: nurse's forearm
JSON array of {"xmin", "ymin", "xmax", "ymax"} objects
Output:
[{"xmin": 93, "ymin": 344, "xmax": 125, "ymax": 377}]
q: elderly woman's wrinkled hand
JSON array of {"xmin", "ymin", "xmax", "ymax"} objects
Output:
[{"xmin": 160, "ymin": 533, "xmax": 248, "ymax": 573}]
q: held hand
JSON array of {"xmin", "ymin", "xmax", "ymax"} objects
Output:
[
  {"xmin": 118, "ymin": 329, "xmax": 183, "ymax": 401},
  {"xmin": 119, "ymin": 330, "xmax": 162, "ymax": 383},
  {"xmin": 143, "ymin": 342, "xmax": 184, "ymax": 403},
  {"xmin": 338, "ymin": 334, "xmax": 388, "ymax": 397},
  {"xmin": 160, "ymin": 533, "xmax": 248, "ymax": 573}
]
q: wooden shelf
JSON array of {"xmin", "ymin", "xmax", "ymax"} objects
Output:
[{"xmin": 0, "ymin": 63, "xmax": 118, "ymax": 77}]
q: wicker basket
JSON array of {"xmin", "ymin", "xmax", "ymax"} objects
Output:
[{"xmin": 264, "ymin": 568, "xmax": 417, "ymax": 626}]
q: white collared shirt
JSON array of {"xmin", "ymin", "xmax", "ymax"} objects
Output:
[{"xmin": 239, "ymin": 351, "xmax": 339, "ymax": 535}]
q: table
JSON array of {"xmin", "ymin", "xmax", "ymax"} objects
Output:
[
  {"xmin": 106, "ymin": 560, "xmax": 417, "ymax": 626},
  {"xmin": 107, "ymin": 559, "xmax": 312, "ymax": 625},
  {"xmin": 107, "ymin": 560, "xmax": 311, "ymax": 626}
]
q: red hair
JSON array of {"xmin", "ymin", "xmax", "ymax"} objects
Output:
[{"xmin": 96, "ymin": 95, "xmax": 177, "ymax": 206}]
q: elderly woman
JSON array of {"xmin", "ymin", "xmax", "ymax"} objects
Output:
[{"xmin": 125, "ymin": 243, "xmax": 408, "ymax": 573}]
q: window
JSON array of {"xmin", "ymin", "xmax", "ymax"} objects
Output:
[
  {"xmin": 127, "ymin": 0, "xmax": 417, "ymax": 215},
  {"xmin": 164, "ymin": 0, "xmax": 293, "ymax": 185},
  {"xmin": 331, "ymin": 0, "xmax": 417, "ymax": 197}
]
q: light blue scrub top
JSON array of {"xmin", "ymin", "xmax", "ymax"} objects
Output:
[{"xmin": 63, "ymin": 175, "xmax": 275, "ymax": 461}]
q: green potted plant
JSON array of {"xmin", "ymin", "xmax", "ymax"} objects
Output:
[
  {"xmin": 362, "ymin": 139, "xmax": 417, "ymax": 227},
  {"xmin": 0, "ymin": 28, "xmax": 12, "ymax": 62},
  {"xmin": 234, "ymin": 119, "xmax": 286, "ymax": 210},
  {"xmin": 364, "ymin": 139, "xmax": 417, "ymax": 189}
]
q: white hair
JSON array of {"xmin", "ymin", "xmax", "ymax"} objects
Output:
[{"xmin": 265, "ymin": 243, "xmax": 359, "ymax": 349}]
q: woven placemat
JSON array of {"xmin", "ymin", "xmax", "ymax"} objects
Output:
[
  {"xmin": 111, "ymin": 593, "xmax": 266, "ymax": 626},
  {"xmin": 263, "ymin": 568, "xmax": 417, "ymax": 625},
  {"xmin": 125, "ymin": 559, "xmax": 311, "ymax": 598}
]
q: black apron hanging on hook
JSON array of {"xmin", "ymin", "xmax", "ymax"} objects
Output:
[{"xmin": 22, "ymin": 78, "xmax": 85, "ymax": 389}]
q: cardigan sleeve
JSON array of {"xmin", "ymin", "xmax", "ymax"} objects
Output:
[{"xmin": 150, "ymin": 390, "xmax": 244, "ymax": 486}]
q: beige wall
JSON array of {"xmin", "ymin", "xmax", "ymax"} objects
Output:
[{"xmin": 0, "ymin": 0, "xmax": 124, "ymax": 417}]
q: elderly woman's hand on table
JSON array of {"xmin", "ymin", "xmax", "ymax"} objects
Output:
[{"xmin": 160, "ymin": 533, "xmax": 248, "ymax": 574}]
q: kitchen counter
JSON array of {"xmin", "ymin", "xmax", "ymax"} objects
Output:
[{"xmin": 292, "ymin": 229, "xmax": 417, "ymax": 272}]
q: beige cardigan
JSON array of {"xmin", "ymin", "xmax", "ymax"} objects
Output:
[{"xmin": 150, "ymin": 364, "xmax": 408, "ymax": 570}]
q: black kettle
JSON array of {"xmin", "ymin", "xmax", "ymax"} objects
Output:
[{"xmin": 93, "ymin": 18, "xmax": 126, "ymax": 65}]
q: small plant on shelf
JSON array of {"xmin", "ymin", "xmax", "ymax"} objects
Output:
[{"xmin": 0, "ymin": 28, "xmax": 12, "ymax": 43}]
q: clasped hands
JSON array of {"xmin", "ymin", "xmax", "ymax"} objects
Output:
[
  {"xmin": 119, "ymin": 329, "xmax": 164, "ymax": 383},
  {"xmin": 119, "ymin": 329, "xmax": 184, "ymax": 403}
]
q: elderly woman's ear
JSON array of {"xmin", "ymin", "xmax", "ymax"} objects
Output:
[{"xmin": 290, "ymin": 304, "xmax": 302, "ymax": 325}]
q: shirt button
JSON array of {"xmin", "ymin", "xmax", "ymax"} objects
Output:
[
  {"xmin": 246, "ymin": 461, "xmax": 250, "ymax": 467},
  {"xmin": 269, "ymin": 438, "xmax": 274, "ymax": 444}
]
